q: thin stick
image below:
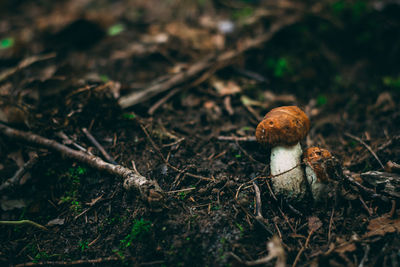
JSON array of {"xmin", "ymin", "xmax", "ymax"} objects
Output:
[
  {"xmin": 148, "ymin": 88, "xmax": 180, "ymax": 115},
  {"xmin": 217, "ymin": 135, "xmax": 256, "ymax": 142},
  {"xmin": 358, "ymin": 245, "xmax": 370, "ymax": 267},
  {"xmin": 253, "ymin": 182, "xmax": 263, "ymax": 218},
  {"xmin": 359, "ymin": 196, "xmax": 373, "ymax": 216},
  {"xmin": 231, "ymin": 190, "xmax": 274, "ymax": 236},
  {"xmin": 166, "ymin": 187, "xmax": 196, "ymax": 194},
  {"xmin": 292, "ymin": 247, "xmax": 305, "ymax": 267},
  {"xmin": 0, "ymin": 220, "xmax": 47, "ymax": 231},
  {"xmin": 0, "ymin": 154, "xmax": 39, "ymax": 191},
  {"xmin": 82, "ymin": 128, "xmax": 117, "ymax": 164},
  {"xmin": 148, "ymin": 57, "xmax": 222, "ymax": 115},
  {"xmin": 55, "ymin": 131, "xmax": 89, "ymax": 153},
  {"xmin": 328, "ymin": 207, "xmax": 335, "ymax": 243},
  {"xmin": 292, "ymin": 229, "xmax": 315, "ymax": 267},
  {"xmin": 0, "ymin": 53, "xmax": 56, "ymax": 82},
  {"xmin": 14, "ymin": 256, "xmax": 131, "ymax": 267},
  {"xmin": 235, "ymin": 140, "xmax": 261, "ymax": 163},
  {"xmin": 342, "ymin": 174, "xmax": 388, "ymax": 202},
  {"xmin": 0, "ymin": 123, "xmax": 164, "ymax": 204},
  {"xmin": 235, "ymin": 176, "xmax": 265, "ymax": 199},
  {"xmin": 344, "ymin": 132, "xmax": 385, "ymax": 169}
]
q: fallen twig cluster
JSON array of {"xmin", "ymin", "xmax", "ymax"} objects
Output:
[{"xmin": 0, "ymin": 123, "xmax": 164, "ymax": 205}]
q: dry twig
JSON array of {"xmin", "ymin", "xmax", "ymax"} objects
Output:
[
  {"xmin": 55, "ymin": 131, "xmax": 89, "ymax": 152},
  {"xmin": 0, "ymin": 153, "xmax": 39, "ymax": 192},
  {"xmin": 0, "ymin": 220, "xmax": 47, "ymax": 231},
  {"xmin": 14, "ymin": 256, "xmax": 164, "ymax": 267},
  {"xmin": 0, "ymin": 53, "xmax": 56, "ymax": 82},
  {"xmin": 0, "ymin": 123, "xmax": 164, "ymax": 205},
  {"xmin": 82, "ymin": 127, "xmax": 117, "ymax": 164},
  {"xmin": 253, "ymin": 181, "xmax": 263, "ymax": 219},
  {"xmin": 344, "ymin": 132, "xmax": 385, "ymax": 169}
]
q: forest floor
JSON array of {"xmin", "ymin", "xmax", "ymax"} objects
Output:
[{"xmin": 1, "ymin": 1, "xmax": 400, "ymax": 266}]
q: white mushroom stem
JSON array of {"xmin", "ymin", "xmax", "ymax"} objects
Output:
[
  {"xmin": 270, "ymin": 142, "xmax": 306, "ymax": 201},
  {"xmin": 305, "ymin": 165, "xmax": 328, "ymax": 203}
]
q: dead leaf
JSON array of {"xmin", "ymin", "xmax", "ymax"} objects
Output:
[
  {"xmin": 165, "ymin": 22, "xmax": 217, "ymax": 50},
  {"xmin": 335, "ymin": 242, "xmax": 357, "ymax": 254},
  {"xmin": 47, "ymin": 218, "xmax": 65, "ymax": 226},
  {"xmin": 308, "ymin": 216, "xmax": 322, "ymax": 232},
  {"xmin": 263, "ymin": 91, "xmax": 296, "ymax": 104},
  {"xmin": 141, "ymin": 33, "xmax": 169, "ymax": 44},
  {"xmin": 240, "ymin": 95, "xmax": 266, "ymax": 107},
  {"xmin": 0, "ymin": 199, "xmax": 27, "ymax": 211},
  {"xmin": 364, "ymin": 214, "xmax": 400, "ymax": 237},
  {"xmin": 211, "ymin": 79, "xmax": 241, "ymax": 96},
  {"xmin": 8, "ymin": 150, "xmax": 25, "ymax": 168},
  {"xmin": 267, "ymin": 236, "xmax": 286, "ymax": 267},
  {"xmin": 369, "ymin": 91, "xmax": 395, "ymax": 112},
  {"xmin": 204, "ymin": 100, "xmax": 216, "ymax": 110},
  {"xmin": 234, "ymin": 235, "xmax": 286, "ymax": 267}
]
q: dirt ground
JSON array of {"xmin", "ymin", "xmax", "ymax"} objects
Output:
[{"xmin": 1, "ymin": 1, "xmax": 400, "ymax": 266}]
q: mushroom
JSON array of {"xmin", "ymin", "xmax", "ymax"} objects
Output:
[
  {"xmin": 303, "ymin": 147, "xmax": 335, "ymax": 203},
  {"xmin": 255, "ymin": 106, "xmax": 310, "ymax": 202}
]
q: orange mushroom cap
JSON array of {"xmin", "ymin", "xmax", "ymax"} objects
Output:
[
  {"xmin": 303, "ymin": 147, "xmax": 333, "ymax": 182},
  {"xmin": 255, "ymin": 106, "xmax": 310, "ymax": 147}
]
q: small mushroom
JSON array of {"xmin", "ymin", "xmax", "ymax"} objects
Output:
[
  {"xmin": 303, "ymin": 147, "xmax": 335, "ymax": 203},
  {"xmin": 256, "ymin": 106, "xmax": 310, "ymax": 202}
]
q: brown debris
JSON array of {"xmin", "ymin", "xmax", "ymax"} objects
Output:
[{"xmin": 364, "ymin": 213, "xmax": 400, "ymax": 238}]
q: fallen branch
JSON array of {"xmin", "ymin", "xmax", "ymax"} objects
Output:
[
  {"xmin": 0, "ymin": 53, "xmax": 56, "ymax": 82},
  {"xmin": 14, "ymin": 258, "xmax": 165, "ymax": 267},
  {"xmin": 0, "ymin": 220, "xmax": 47, "ymax": 231},
  {"xmin": 0, "ymin": 123, "xmax": 164, "ymax": 205},
  {"xmin": 14, "ymin": 256, "xmax": 134, "ymax": 267},
  {"xmin": 118, "ymin": 14, "xmax": 301, "ymax": 108},
  {"xmin": 0, "ymin": 153, "xmax": 39, "ymax": 192}
]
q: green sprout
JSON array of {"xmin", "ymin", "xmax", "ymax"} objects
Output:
[
  {"xmin": 33, "ymin": 251, "xmax": 49, "ymax": 263},
  {"xmin": 59, "ymin": 165, "xmax": 87, "ymax": 213},
  {"xmin": 316, "ymin": 95, "xmax": 327, "ymax": 107},
  {"xmin": 383, "ymin": 76, "xmax": 400, "ymax": 89},
  {"xmin": 70, "ymin": 200, "xmax": 82, "ymax": 213},
  {"xmin": 78, "ymin": 240, "xmax": 89, "ymax": 252},
  {"xmin": 108, "ymin": 24, "xmax": 125, "ymax": 36},
  {"xmin": 100, "ymin": 74, "xmax": 110, "ymax": 82},
  {"xmin": 119, "ymin": 219, "xmax": 152, "ymax": 249},
  {"xmin": 266, "ymin": 57, "xmax": 290, "ymax": 78},
  {"xmin": 122, "ymin": 112, "xmax": 136, "ymax": 120},
  {"xmin": 0, "ymin": 37, "xmax": 14, "ymax": 49},
  {"xmin": 232, "ymin": 6, "xmax": 254, "ymax": 20},
  {"xmin": 236, "ymin": 223, "xmax": 244, "ymax": 233},
  {"xmin": 178, "ymin": 191, "xmax": 187, "ymax": 200}
]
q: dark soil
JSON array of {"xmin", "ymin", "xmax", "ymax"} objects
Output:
[{"xmin": 1, "ymin": 1, "xmax": 400, "ymax": 266}]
